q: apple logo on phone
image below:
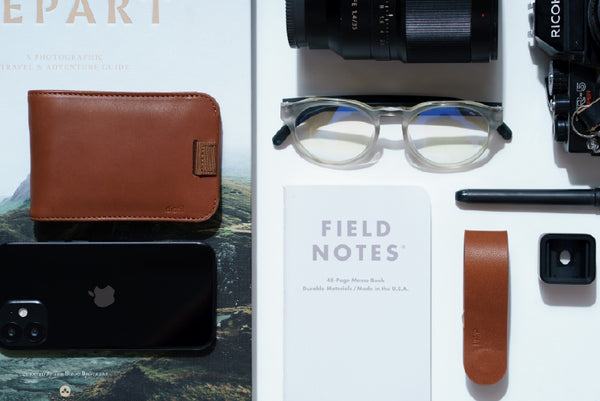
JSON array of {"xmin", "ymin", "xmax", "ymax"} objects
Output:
[{"xmin": 88, "ymin": 286, "xmax": 115, "ymax": 308}]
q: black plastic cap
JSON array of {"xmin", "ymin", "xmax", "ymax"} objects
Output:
[{"xmin": 540, "ymin": 234, "xmax": 596, "ymax": 285}]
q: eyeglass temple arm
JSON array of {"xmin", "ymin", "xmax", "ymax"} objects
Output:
[
  {"xmin": 273, "ymin": 125, "xmax": 291, "ymax": 146},
  {"xmin": 497, "ymin": 123, "xmax": 512, "ymax": 140},
  {"xmin": 274, "ymin": 122, "xmax": 513, "ymax": 146}
]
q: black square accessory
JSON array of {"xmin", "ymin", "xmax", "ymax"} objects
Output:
[{"xmin": 540, "ymin": 234, "xmax": 596, "ymax": 285}]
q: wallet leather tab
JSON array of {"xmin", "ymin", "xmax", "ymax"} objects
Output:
[
  {"xmin": 193, "ymin": 141, "xmax": 218, "ymax": 177},
  {"xmin": 29, "ymin": 90, "xmax": 221, "ymax": 222}
]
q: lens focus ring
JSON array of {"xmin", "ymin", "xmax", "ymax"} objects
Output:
[
  {"xmin": 405, "ymin": 0, "xmax": 472, "ymax": 62},
  {"xmin": 286, "ymin": 0, "xmax": 305, "ymax": 48}
]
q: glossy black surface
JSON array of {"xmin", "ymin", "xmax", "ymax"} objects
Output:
[{"xmin": 0, "ymin": 242, "xmax": 216, "ymax": 351}]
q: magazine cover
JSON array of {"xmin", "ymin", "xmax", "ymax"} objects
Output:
[{"xmin": 0, "ymin": 1, "xmax": 252, "ymax": 400}]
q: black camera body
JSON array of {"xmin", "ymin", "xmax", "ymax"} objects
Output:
[{"xmin": 532, "ymin": 0, "xmax": 600, "ymax": 154}]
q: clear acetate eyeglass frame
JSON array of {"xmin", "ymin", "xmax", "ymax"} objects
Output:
[{"xmin": 273, "ymin": 96, "xmax": 512, "ymax": 169}]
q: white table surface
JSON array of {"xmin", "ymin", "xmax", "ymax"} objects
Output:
[{"xmin": 254, "ymin": 1, "xmax": 600, "ymax": 400}]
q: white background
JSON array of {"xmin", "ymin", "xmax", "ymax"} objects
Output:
[{"xmin": 255, "ymin": 1, "xmax": 600, "ymax": 400}]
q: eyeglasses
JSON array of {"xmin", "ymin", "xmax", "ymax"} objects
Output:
[{"xmin": 273, "ymin": 96, "xmax": 512, "ymax": 169}]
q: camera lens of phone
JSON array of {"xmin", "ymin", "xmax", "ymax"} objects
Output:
[
  {"xmin": 1, "ymin": 323, "xmax": 22, "ymax": 343},
  {"xmin": 285, "ymin": 0, "xmax": 498, "ymax": 62},
  {"xmin": 25, "ymin": 323, "xmax": 45, "ymax": 343}
]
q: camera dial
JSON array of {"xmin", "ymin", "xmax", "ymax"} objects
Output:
[{"xmin": 548, "ymin": 62, "xmax": 568, "ymax": 97}]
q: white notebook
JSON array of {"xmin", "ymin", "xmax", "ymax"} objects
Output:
[{"xmin": 284, "ymin": 185, "xmax": 431, "ymax": 401}]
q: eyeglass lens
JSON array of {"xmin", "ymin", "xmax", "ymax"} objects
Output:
[
  {"xmin": 295, "ymin": 106, "xmax": 376, "ymax": 163},
  {"xmin": 407, "ymin": 107, "xmax": 489, "ymax": 165},
  {"xmin": 294, "ymin": 104, "xmax": 490, "ymax": 166}
]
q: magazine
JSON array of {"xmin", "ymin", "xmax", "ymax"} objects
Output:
[{"xmin": 0, "ymin": 1, "xmax": 252, "ymax": 399}]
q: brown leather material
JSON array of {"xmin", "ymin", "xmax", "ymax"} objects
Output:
[
  {"xmin": 28, "ymin": 90, "xmax": 221, "ymax": 222},
  {"xmin": 463, "ymin": 230, "xmax": 509, "ymax": 385},
  {"xmin": 193, "ymin": 141, "xmax": 218, "ymax": 177}
]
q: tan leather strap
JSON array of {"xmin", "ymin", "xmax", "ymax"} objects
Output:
[{"xmin": 463, "ymin": 230, "xmax": 509, "ymax": 385}]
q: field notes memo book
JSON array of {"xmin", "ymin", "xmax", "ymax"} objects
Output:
[{"xmin": 284, "ymin": 186, "xmax": 431, "ymax": 401}]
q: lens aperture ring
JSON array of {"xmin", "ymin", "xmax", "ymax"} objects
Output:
[{"xmin": 371, "ymin": 0, "xmax": 393, "ymax": 59}]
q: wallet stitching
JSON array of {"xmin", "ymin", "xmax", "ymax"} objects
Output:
[
  {"xmin": 195, "ymin": 142, "xmax": 217, "ymax": 176},
  {"xmin": 28, "ymin": 91, "xmax": 219, "ymax": 115},
  {"xmin": 30, "ymin": 196, "xmax": 218, "ymax": 221}
]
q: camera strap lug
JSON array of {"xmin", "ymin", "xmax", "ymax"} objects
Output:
[
  {"xmin": 586, "ymin": 137, "xmax": 600, "ymax": 153},
  {"xmin": 572, "ymin": 96, "xmax": 600, "ymax": 139}
]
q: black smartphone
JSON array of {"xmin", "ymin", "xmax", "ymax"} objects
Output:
[{"xmin": 0, "ymin": 241, "xmax": 216, "ymax": 351}]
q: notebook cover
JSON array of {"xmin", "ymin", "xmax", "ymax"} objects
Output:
[{"xmin": 284, "ymin": 185, "xmax": 431, "ymax": 401}]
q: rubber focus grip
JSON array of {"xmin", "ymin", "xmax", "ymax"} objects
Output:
[{"xmin": 463, "ymin": 230, "xmax": 509, "ymax": 385}]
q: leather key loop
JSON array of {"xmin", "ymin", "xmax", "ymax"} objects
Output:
[{"xmin": 463, "ymin": 230, "xmax": 509, "ymax": 385}]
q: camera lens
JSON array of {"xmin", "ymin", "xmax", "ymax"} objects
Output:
[
  {"xmin": 24, "ymin": 323, "xmax": 45, "ymax": 343},
  {"xmin": 1, "ymin": 323, "xmax": 22, "ymax": 343},
  {"xmin": 286, "ymin": 0, "xmax": 498, "ymax": 62}
]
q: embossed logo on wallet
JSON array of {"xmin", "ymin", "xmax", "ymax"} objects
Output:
[
  {"xmin": 471, "ymin": 329, "xmax": 481, "ymax": 346},
  {"xmin": 165, "ymin": 205, "xmax": 185, "ymax": 214}
]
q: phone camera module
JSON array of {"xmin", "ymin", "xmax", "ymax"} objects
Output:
[
  {"xmin": 1, "ymin": 323, "xmax": 22, "ymax": 344},
  {"xmin": 25, "ymin": 323, "xmax": 45, "ymax": 343},
  {"xmin": 0, "ymin": 301, "xmax": 48, "ymax": 347}
]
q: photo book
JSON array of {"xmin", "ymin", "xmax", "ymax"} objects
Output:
[{"xmin": 0, "ymin": 1, "xmax": 252, "ymax": 400}]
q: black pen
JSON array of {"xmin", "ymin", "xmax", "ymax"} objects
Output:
[{"xmin": 455, "ymin": 188, "xmax": 600, "ymax": 207}]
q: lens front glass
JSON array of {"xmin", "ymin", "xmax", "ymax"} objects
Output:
[
  {"xmin": 1, "ymin": 323, "xmax": 22, "ymax": 343},
  {"xmin": 25, "ymin": 323, "xmax": 45, "ymax": 343},
  {"xmin": 294, "ymin": 105, "xmax": 376, "ymax": 164},
  {"xmin": 407, "ymin": 106, "xmax": 489, "ymax": 166}
]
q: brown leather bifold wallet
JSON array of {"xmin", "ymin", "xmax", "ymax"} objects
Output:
[{"xmin": 28, "ymin": 91, "xmax": 221, "ymax": 222}]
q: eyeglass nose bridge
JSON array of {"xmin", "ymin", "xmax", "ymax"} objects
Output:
[
  {"xmin": 376, "ymin": 107, "xmax": 409, "ymax": 119},
  {"xmin": 375, "ymin": 109, "xmax": 410, "ymax": 128}
]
